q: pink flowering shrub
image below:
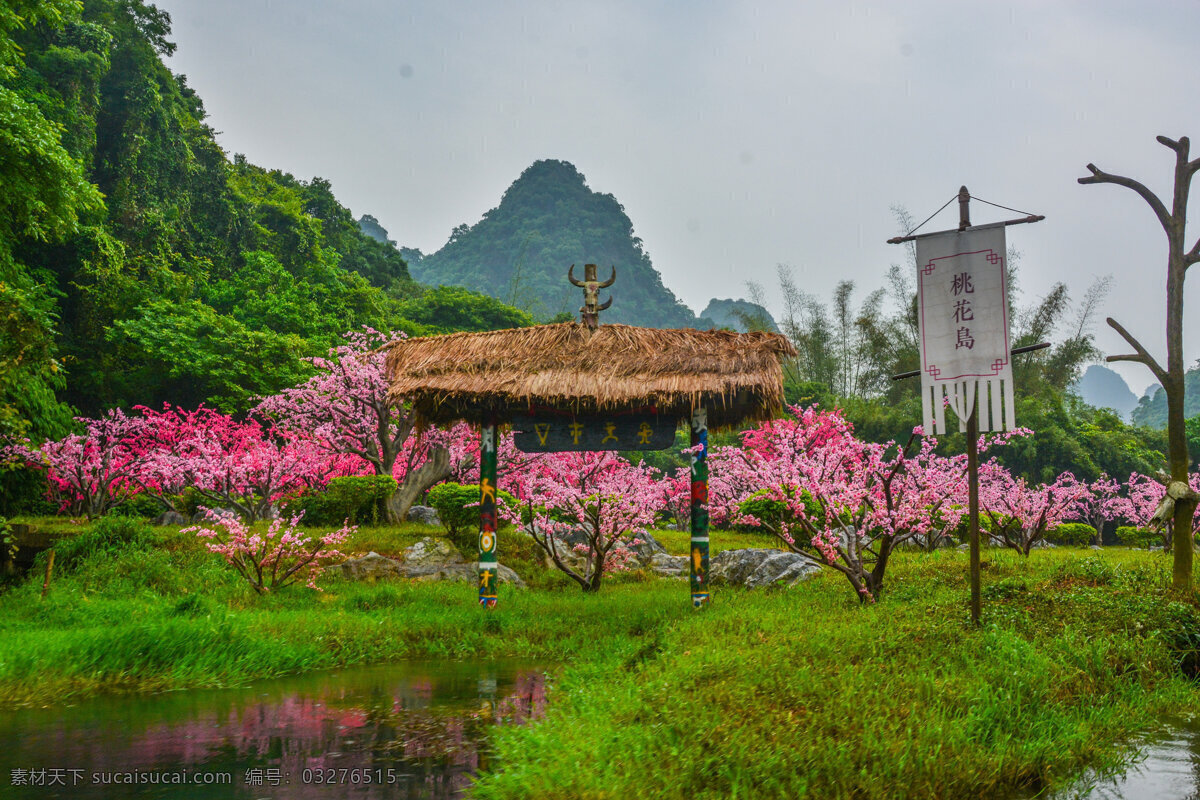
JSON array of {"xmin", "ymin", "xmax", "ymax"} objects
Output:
[
  {"xmin": 500, "ymin": 450, "xmax": 663, "ymax": 593},
  {"xmin": 184, "ymin": 510, "xmax": 353, "ymax": 594}
]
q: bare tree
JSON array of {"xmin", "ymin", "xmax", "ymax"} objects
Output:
[{"xmin": 1080, "ymin": 135, "xmax": 1199, "ymax": 593}]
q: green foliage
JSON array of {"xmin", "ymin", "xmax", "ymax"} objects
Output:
[
  {"xmin": 735, "ymin": 487, "xmax": 822, "ymax": 540},
  {"xmin": 0, "ymin": 0, "xmax": 106, "ymax": 436},
  {"xmin": 0, "ymin": 3, "xmax": 533, "ymax": 426},
  {"xmin": 49, "ymin": 515, "xmax": 153, "ymax": 575},
  {"xmin": 411, "ymin": 160, "xmax": 704, "ymax": 327},
  {"xmin": 427, "ymin": 482, "xmax": 515, "ymax": 551},
  {"xmin": 0, "ymin": 529, "xmax": 1197, "ymax": 800},
  {"xmin": 109, "ymin": 492, "xmax": 162, "ymax": 519},
  {"xmin": 1053, "ymin": 555, "xmax": 1118, "ymax": 586},
  {"xmin": 427, "ymin": 482, "xmax": 483, "ymax": 540},
  {"xmin": 1187, "ymin": 414, "xmax": 1199, "ymax": 468},
  {"xmin": 0, "ymin": 465, "xmax": 54, "ymax": 516},
  {"xmin": 990, "ymin": 396, "xmax": 1167, "ymax": 484},
  {"xmin": 473, "ymin": 549, "xmax": 1199, "ymax": 800},
  {"xmin": 0, "ymin": 515, "xmax": 15, "ymax": 566},
  {"xmin": 282, "ymin": 475, "xmax": 398, "ymax": 527},
  {"xmin": 1116, "ymin": 525, "xmax": 1160, "ymax": 550},
  {"xmin": 1046, "ymin": 522, "xmax": 1097, "ymax": 546},
  {"xmin": 395, "ymin": 285, "xmax": 535, "ymax": 333}
]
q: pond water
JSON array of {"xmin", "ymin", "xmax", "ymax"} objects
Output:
[
  {"xmin": 0, "ymin": 660, "xmax": 547, "ymax": 799},
  {"xmin": 1044, "ymin": 717, "xmax": 1200, "ymax": 800}
]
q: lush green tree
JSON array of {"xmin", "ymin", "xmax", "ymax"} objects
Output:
[
  {"xmin": 395, "ymin": 285, "xmax": 535, "ymax": 333},
  {"xmin": 1, "ymin": 0, "xmax": 105, "ymax": 437}
]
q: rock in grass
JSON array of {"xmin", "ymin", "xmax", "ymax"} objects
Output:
[
  {"xmin": 627, "ymin": 531, "xmax": 668, "ymax": 560},
  {"xmin": 406, "ymin": 505, "xmax": 441, "ymax": 526},
  {"xmin": 153, "ymin": 511, "xmax": 188, "ymax": 526},
  {"xmin": 709, "ymin": 548, "xmax": 820, "ymax": 588},
  {"xmin": 648, "ymin": 552, "xmax": 689, "ymax": 577},
  {"xmin": 403, "ymin": 537, "xmax": 460, "ymax": 567},
  {"xmin": 333, "ymin": 540, "xmax": 525, "ymax": 586},
  {"xmin": 405, "ymin": 561, "xmax": 525, "ymax": 587},
  {"xmin": 335, "ymin": 551, "xmax": 404, "ymax": 580}
]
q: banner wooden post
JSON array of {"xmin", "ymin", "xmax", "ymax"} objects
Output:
[{"xmin": 959, "ymin": 188, "xmax": 983, "ymax": 627}]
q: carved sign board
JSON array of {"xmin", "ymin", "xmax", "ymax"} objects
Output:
[{"xmin": 511, "ymin": 413, "xmax": 677, "ymax": 452}]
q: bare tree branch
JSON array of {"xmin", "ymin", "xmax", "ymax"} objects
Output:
[
  {"xmin": 1156, "ymin": 134, "xmax": 1185, "ymax": 154},
  {"xmin": 1186, "ymin": 237, "xmax": 1200, "ymax": 266},
  {"xmin": 1104, "ymin": 317, "xmax": 1167, "ymax": 383},
  {"xmin": 1078, "ymin": 164, "xmax": 1172, "ymax": 235}
]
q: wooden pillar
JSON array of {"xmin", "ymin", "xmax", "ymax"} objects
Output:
[
  {"xmin": 966, "ymin": 407, "xmax": 981, "ymax": 626},
  {"xmin": 689, "ymin": 407, "xmax": 710, "ymax": 608},
  {"xmin": 960, "ymin": 185, "xmax": 982, "ymax": 626},
  {"xmin": 478, "ymin": 418, "xmax": 499, "ymax": 608}
]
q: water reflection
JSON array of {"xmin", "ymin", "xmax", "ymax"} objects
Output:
[
  {"xmin": 1047, "ymin": 718, "xmax": 1200, "ymax": 800},
  {"xmin": 0, "ymin": 661, "xmax": 547, "ymax": 799}
]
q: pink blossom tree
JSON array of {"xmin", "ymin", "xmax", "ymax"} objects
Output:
[
  {"xmin": 3, "ymin": 410, "xmax": 154, "ymax": 519},
  {"xmin": 135, "ymin": 405, "xmax": 324, "ymax": 522},
  {"xmin": 185, "ymin": 509, "xmax": 353, "ymax": 593},
  {"xmin": 1072, "ymin": 473, "xmax": 1122, "ymax": 545},
  {"xmin": 254, "ymin": 328, "xmax": 472, "ymax": 521},
  {"xmin": 1105, "ymin": 471, "xmax": 1200, "ymax": 549},
  {"xmin": 978, "ymin": 465, "xmax": 1092, "ymax": 555},
  {"xmin": 712, "ymin": 406, "xmax": 974, "ymax": 601},
  {"xmin": 500, "ymin": 451, "xmax": 664, "ymax": 593}
]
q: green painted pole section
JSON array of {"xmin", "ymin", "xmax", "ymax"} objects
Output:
[
  {"xmin": 478, "ymin": 419, "xmax": 499, "ymax": 608},
  {"xmin": 690, "ymin": 407, "xmax": 710, "ymax": 608}
]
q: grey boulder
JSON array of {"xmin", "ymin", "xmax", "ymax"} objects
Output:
[
  {"xmin": 406, "ymin": 505, "xmax": 441, "ymax": 526},
  {"xmin": 334, "ymin": 551, "xmax": 404, "ymax": 580},
  {"xmin": 709, "ymin": 548, "xmax": 820, "ymax": 588},
  {"xmin": 153, "ymin": 510, "xmax": 189, "ymax": 526},
  {"xmin": 332, "ymin": 537, "xmax": 524, "ymax": 587}
]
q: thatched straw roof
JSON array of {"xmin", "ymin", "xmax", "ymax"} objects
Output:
[{"xmin": 385, "ymin": 322, "xmax": 797, "ymax": 429}]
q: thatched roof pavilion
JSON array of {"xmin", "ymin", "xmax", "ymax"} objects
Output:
[{"xmin": 385, "ymin": 322, "xmax": 797, "ymax": 430}]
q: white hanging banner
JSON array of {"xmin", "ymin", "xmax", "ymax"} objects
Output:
[{"xmin": 915, "ymin": 225, "xmax": 1015, "ymax": 434}]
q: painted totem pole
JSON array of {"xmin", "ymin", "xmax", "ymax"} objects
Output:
[
  {"xmin": 478, "ymin": 420, "xmax": 499, "ymax": 608},
  {"xmin": 689, "ymin": 407, "xmax": 710, "ymax": 607}
]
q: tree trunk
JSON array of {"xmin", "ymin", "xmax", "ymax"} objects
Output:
[{"xmin": 386, "ymin": 446, "xmax": 452, "ymax": 523}]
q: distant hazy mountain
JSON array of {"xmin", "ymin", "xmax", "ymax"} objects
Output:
[
  {"xmin": 1130, "ymin": 363, "xmax": 1200, "ymax": 428},
  {"xmin": 700, "ymin": 298, "xmax": 779, "ymax": 332},
  {"xmin": 1072, "ymin": 365, "xmax": 1138, "ymax": 420},
  {"xmin": 408, "ymin": 160, "xmax": 709, "ymax": 328}
]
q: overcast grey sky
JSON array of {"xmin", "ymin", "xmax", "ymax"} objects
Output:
[{"xmin": 156, "ymin": 0, "xmax": 1200, "ymax": 395}]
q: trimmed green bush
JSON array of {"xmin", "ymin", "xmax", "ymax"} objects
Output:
[
  {"xmin": 1047, "ymin": 522, "xmax": 1097, "ymax": 546},
  {"xmin": 1116, "ymin": 525, "xmax": 1162, "ymax": 550},
  {"xmin": 428, "ymin": 482, "xmax": 515, "ymax": 551},
  {"xmin": 735, "ymin": 488, "xmax": 823, "ymax": 539},
  {"xmin": 282, "ymin": 475, "xmax": 398, "ymax": 526}
]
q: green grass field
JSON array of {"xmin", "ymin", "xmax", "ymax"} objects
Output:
[{"xmin": 1, "ymin": 516, "xmax": 1197, "ymax": 798}]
